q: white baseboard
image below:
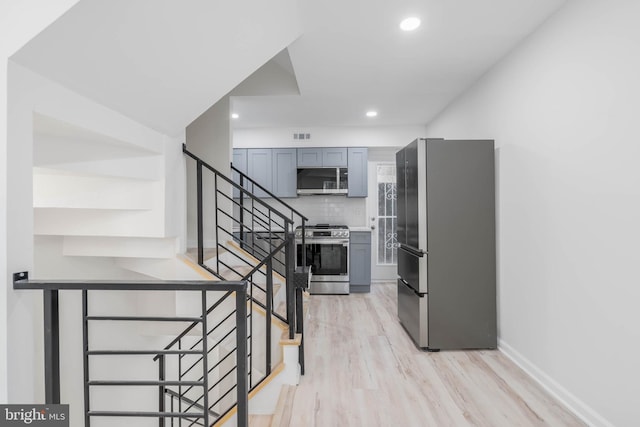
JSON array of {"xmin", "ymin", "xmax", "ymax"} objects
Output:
[{"xmin": 498, "ymin": 339, "xmax": 612, "ymax": 427}]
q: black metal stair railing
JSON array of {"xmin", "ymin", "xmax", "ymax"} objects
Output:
[
  {"xmin": 230, "ymin": 162, "xmax": 309, "ymax": 278},
  {"xmin": 229, "ymin": 161, "xmax": 311, "ymax": 376},
  {"xmin": 156, "ymin": 244, "xmax": 286, "ymax": 426},
  {"xmin": 12, "ymin": 272, "xmax": 250, "ymax": 427},
  {"xmin": 184, "ymin": 145, "xmax": 308, "ymax": 331},
  {"xmin": 164, "ymin": 145, "xmax": 310, "ymax": 426}
]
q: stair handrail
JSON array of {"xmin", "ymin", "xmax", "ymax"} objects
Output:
[
  {"xmin": 230, "ymin": 163, "xmax": 309, "ymax": 224},
  {"xmin": 155, "ymin": 240, "xmax": 287, "ymax": 361},
  {"xmin": 157, "ymin": 245, "xmax": 284, "ymax": 425},
  {"xmin": 12, "ymin": 271, "xmax": 250, "ymax": 427},
  {"xmin": 183, "ymin": 145, "xmax": 296, "ymax": 228},
  {"xmin": 181, "ymin": 144, "xmax": 309, "ymax": 421}
]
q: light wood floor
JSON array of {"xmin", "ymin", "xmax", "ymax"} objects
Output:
[{"xmin": 284, "ymin": 283, "xmax": 586, "ymax": 427}]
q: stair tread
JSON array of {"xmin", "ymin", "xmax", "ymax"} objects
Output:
[{"xmin": 186, "ymin": 247, "xmax": 220, "ymax": 263}]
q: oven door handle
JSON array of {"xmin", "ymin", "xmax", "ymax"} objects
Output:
[{"xmin": 297, "ymin": 239, "xmax": 349, "ymax": 246}]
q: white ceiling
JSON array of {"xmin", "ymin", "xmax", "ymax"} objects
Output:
[
  {"xmin": 12, "ymin": 0, "xmax": 302, "ymax": 136},
  {"xmin": 12, "ymin": 0, "xmax": 566, "ymax": 134},
  {"xmin": 233, "ymin": 0, "xmax": 567, "ymax": 129}
]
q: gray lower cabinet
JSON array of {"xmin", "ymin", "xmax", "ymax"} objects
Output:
[
  {"xmin": 271, "ymin": 148, "xmax": 297, "ymax": 198},
  {"xmin": 349, "ymin": 231, "xmax": 371, "ymax": 293},
  {"xmin": 348, "ymin": 147, "xmax": 368, "ymax": 197}
]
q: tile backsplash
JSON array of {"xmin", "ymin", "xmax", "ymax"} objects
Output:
[{"xmin": 286, "ymin": 195, "xmax": 367, "ymax": 227}]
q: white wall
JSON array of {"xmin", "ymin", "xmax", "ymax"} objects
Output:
[
  {"xmin": 185, "ymin": 96, "xmax": 233, "ymax": 247},
  {"xmin": 233, "ymin": 126, "xmax": 424, "ymax": 226},
  {"xmin": 5, "ymin": 59, "xmax": 182, "ymax": 410},
  {"xmin": 186, "ymin": 96, "xmax": 232, "ymax": 173},
  {"xmin": 233, "ymin": 125, "xmax": 427, "ymax": 149},
  {"xmin": 164, "ymin": 133, "xmax": 187, "ymax": 251},
  {"xmin": 424, "ymin": 1, "xmax": 639, "ymax": 426},
  {"xmin": 0, "ymin": 0, "xmax": 83, "ymax": 402}
]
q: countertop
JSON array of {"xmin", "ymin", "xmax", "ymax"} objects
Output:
[{"xmin": 349, "ymin": 226, "xmax": 372, "ymax": 232}]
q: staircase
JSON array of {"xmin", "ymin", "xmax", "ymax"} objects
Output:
[
  {"xmin": 30, "ymin": 111, "xmax": 309, "ymax": 426},
  {"xmin": 33, "ymin": 112, "xmax": 177, "ymax": 269},
  {"xmin": 175, "ymin": 146, "xmax": 309, "ymax": 426}
]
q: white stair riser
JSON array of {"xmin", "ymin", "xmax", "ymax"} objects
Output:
[
  {"xmin": 34, "ymin": 208, "xmax": 165, "ymax": 237},
  {"xmin": 37, "ymin": 155, "xmax": 164, "ymax": 181},
  {"xmin": 116, "ymin": 257, "xmax": 209, "ymax": 280},
  {"xmin": 64, "ymin": 236, "xmax": 177, "ymax": 258},
  {"xmin": 34, "ymin": 173, "xmax": 161, "ymax": 210}
]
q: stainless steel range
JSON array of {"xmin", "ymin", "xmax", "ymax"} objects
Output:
[{"xmin": 295, "ymin": 224, "xmax": 350, "ymax": 294}]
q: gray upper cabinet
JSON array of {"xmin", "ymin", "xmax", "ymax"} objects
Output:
[
  {"xmin": 348, "ymin": 147, "xmax": 368, "ymax": 197},
  {"xmin": 232, "ymin": 149, "xmax": 247, "ymax": 199},
  {"xmin": 247, "ymin": 149, "xmax": 272, "ymax": 198},
  {"xmin": 297, "ymin": 148, "xmax": 323, "ymax": 167},
  {"xmin": 271, "ymin": 148, "xmax": 297, "ymax": 198},
  {"xmin": 297, "ymin": 147, "xmax": 348, "ymax": 167},
  {"xmin": 234, "ymin": 146, "xmax": 366, "ymax": 199},
  {"xmin": 322, "ymin": 148, "xmax": 348, "ymax": 167}
]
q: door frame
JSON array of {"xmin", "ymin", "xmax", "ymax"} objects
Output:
[{"xmin": 366, "ymin": 161, "xmax": 398, "ymax": 282}]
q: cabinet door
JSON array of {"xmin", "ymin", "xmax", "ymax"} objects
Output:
[
  {"xmin": 232, "ymin": 149, "xmax": 247, "ymax": 199},
  {"xmin": 272, "ymin": 148, "xmax": 297, "ymax": 198},
  {"xmin": 350, "ymin": 231, "xmax": 371, "ymax": 292},
  {"xmin": 348, "ymin": 147, "xmax": 368, "ymax": 197},
  {"xmin": 323, "ymin": 147, "xmax": 348, "ymax": 167},
  {"xmin": 297, "ymin": 148, "xmax": 323, "ymax": 167},
  {"xmin": 247, "ymin": 149, "xmax": 272, "ymax": 198}
]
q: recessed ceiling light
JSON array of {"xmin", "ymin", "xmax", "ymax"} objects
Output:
[
  {"xmin": 231, "ymin": 113, "xmax": 239, "ymax": 119},
  {"xmin": 366, "ymin": 111, "xmax": 378, "ymax": 118},
  {"xmin": 400, "ymin": 17, "xmax": 421, "ymax": 31}
]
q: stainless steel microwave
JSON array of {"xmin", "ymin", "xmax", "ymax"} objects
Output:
[{"xmin": 296, "ymin": 167, "xmax": 348, "ymax": 195}]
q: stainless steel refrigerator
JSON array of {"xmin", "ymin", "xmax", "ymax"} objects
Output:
[{"xmin": 396, "ymin": 138, "xmax": 497, "ymax": 350}]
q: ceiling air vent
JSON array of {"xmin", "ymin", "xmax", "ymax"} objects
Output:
[{"xmin": 293, "ymin": 132, "xmax": 311, "ymax": 140}]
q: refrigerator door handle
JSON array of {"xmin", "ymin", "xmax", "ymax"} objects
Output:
[
  {"xmin": 399, "ymin": 243, "xmax": 428, "ymax": 257},
  {"xmin": 400, "ymin": 278, "xmax": 425, "ymax": 297}
]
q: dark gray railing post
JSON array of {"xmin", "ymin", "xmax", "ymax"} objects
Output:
[
  {"xmin": 239, "ymin": 175, "xmax": 245, "ymax": 249},
  {"xmin": 178, "ymin": 339, "xmax": 182, "ymax": 427},
  {"xmin": 158, "ymin": 354, "xmax": 165, "ymax": 427},
  {"xmin": 82, "ymin": 290, "xmax": 91, "ymax": 427},
  {"xmin": 214, "ymin": 172, "xmax": 219, "ymax": 261},
  {"xmin": 265, "ymin": 259, "xmax": 273, "ymax": 376},
  {"xmin": 197, "ymin": 160, "xmax": 204, "ymax": 266},
  {"xmin": 295, "ymin": 287, "xmax": 305, "ymax": 375},
  {"xmin": 285, "ymin": 233, "xmax": 296, "ymax": 339},
  {"xmin": 235, "ymin": 285, "xmax": 248, "ymax": 427},
  {"xmin": 200, "ymin": 291, "xmax": 210, "ymax": 427},
  {"xmin": 43, "ymin": 288, "xmax": 60, "ymax": 404},
  {"xmin": 301, "ymin": 218, "xmax": 306, "ymax": 268}
]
